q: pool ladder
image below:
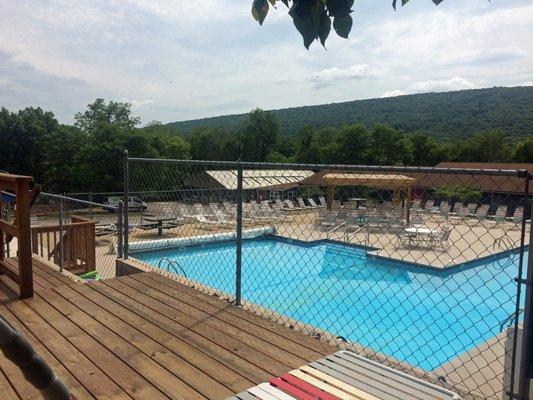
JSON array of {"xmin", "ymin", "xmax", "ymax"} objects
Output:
[
  {"xmin": 157, "ymin": 258, "xmax": 188, "ymax": 278},
  {"xmin": 499, "ymin": 309, "xmax": 524, "ymax": 332}
]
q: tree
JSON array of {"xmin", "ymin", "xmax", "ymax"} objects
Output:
[
  {"xmin": 74, "ymin": 98, "xmax": 140, "ymax": 135},
  {"xmin": 240, "ymin": 108, "xmax": 280, "ymax": 161},
  {"xmin": 514, "ymin": 135, "xmax": 533, "ymax": 162},
  {"xmin": 251, "ymin": 0, "xmax": 445, "ymax": 48},
  {"xmin": 460, "ymin": 130, "xmax": 512, "ymax": 162},
  {"xmin": 335, "ymin": 124, "xmax": 371, "ymax": 164},
  {"xmin": 369, "ymin": 124, "xmax": 412, "ymax": 165},
  {"xmin": 410, "ymin": 132, "xmax": 442, "ymax": 166}
]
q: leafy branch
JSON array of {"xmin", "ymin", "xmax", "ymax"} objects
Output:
[{"xmin": 252, "ymin": 0, "xmax": 445, "ymax": 49}]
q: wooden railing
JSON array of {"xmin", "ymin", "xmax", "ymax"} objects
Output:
[
  {"xmin": 31, "ymin": 216, "xmax": 96, "ymax": 273},
  {"xmin": 0, "ymin": 173, "xmax": 34, "ymax": 298}
]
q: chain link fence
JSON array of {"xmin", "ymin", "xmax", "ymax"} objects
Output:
[
  {"xmin": 28, "ymin": 192, "xmax": 122, "ymax": 280},
  {"xmin": 123, "ymin": 157, "xmax": 531, "ymax": 400}
]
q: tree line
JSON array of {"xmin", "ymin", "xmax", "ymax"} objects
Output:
[{"xmin": 0, "ymin": 99, "xmax": 531, "ymax": 194}]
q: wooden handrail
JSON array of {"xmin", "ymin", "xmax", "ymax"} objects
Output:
[
  {"xmin": 0, "ymin": 173, "xmax": 34, "ymax": 298},
  {"xmin": 31, "ymin": 216, "xmax": 96, "ymax": 273}
]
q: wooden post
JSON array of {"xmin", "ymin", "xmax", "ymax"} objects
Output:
[
  {"xmin": 15, "ymin": 178, "xmax": 33, "ymax": 298},
  {"xmin": 326, "ymin": 185, "xmax": 335, "ymax": 211}
]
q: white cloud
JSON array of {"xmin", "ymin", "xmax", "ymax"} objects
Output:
[
  {"xmin": 316, "ymin": 64, "xmax": 371, "ymax": 81},
  {"xmin": 130, "ymin": 99, "xmax": 155, "ymax": 109},
  {"xmin": 381, "ymin": 90, "xmax": 405, "ymax": 98},
  {"xmin": 408, "ymin": 77, "xmax": 476, "ymax": 93},
  {"xmin": 0, "ymin": 0, "xmax": 532, "ymax": 123}
]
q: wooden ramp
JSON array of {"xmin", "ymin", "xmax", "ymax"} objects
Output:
[
  {"xmin": 228, "ymin": 351, "xmax": 462, "ymax": 400},
  {"xmin": 0, "ymin": 265, "xmax": 337, "ymax": 399}
]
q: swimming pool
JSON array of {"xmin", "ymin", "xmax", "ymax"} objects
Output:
[{"xmin": 134, "ymin": 237, "xmax": 525, "ymax": 371}]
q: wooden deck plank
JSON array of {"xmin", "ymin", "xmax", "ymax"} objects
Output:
[
  {"xmin": 143, "ymin": 271, "xmax": 335, "ymax": 356},
  {"xmin": 62, "ymin": 281, "xmax": 256, "ymax": 393},
  {"xmin": 31, "ymin": 289, "xmax": 202, "ymax": 400},
  {"xmin": 1, "ymin": 255, "xmax": 336, "ymax": 399},
  {"xmin": 115, "ymin": 275, "xmax": 309, "ymax": 368},
  {"xmin": 0, "ymin": 364, "xmax": 20, "ymax": 400},
  {"xmin": 1, "ymin": 294, "xmax": 131, "ymax": 399},
  {"xmin": 131, "ymin": 273, "xmax": 329, "ymax": 361},
  {"xmin": 99, "ymin": 278, "xmax": 288, "ymax": 378},
  {"xmin": 50, "ymin": 283, "xmax": 234, "ymax": 399},
  {"xmin": 88, "ymin": 280, "xmax": 273, "ymax": 385},
  {"xmin": 0, "ymin": 282, "xmax": 95, "ymax": 400}
]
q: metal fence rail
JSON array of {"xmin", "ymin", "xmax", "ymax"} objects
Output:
[{"xmin": 124, "ymin": 155, "xmax": 532, "ymax": 400}]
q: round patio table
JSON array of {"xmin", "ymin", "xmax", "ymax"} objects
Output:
[{"xmin": 404, "ymin": 226, "xmax": 435, "ymax": 246}]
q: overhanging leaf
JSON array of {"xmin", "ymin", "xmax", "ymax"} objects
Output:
[
  {"xmin": 252, "ymin": 0, "xmax": 269, "ymax": 25},
  {"xmin": 318, "ymin": 9, "xmax": 331, "ymax": 47},
  {"xmin": 333, "ymin": 14, "xmax": 352, "ymax": 38}
]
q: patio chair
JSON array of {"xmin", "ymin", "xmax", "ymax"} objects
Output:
[
  {"xmin": 424, "ymin": 199, "xmax": 434, "ymax": 213},
  {"xmin": 318, "ymin": 196, "xmax": 327, "ymax": 207},
  {"xmin": 430, "ymin": 225, "xmax": 453, "ymax": 249},
  {"xmin": 412, "ymin": 199, "xmax": 422, "ymax": 211},
  {"xmin": 396, "ymin": 229, "xmax": 417, "ymax": 248}
]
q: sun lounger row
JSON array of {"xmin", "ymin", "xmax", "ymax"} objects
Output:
[{"xmin": 412, "ymin": 200, "xmax": 526, "ymax": 222}]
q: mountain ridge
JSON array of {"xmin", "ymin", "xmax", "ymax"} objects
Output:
[{"xmin": 166, "ymin": 86, "xmax": 533, "ymax": 139}]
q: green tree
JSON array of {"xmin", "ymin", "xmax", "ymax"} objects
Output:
[
  {"xmin": 410, "ymin": 132, "xmax": 442, "ymax": 166},
  {"xmin": 334, "ymin": 124, "xmax": 371, "ymax": 164},
  {"xmin": 369, "ymin": 124, "xmax": 412, "ymax": 165},
  {"xmin": 74, "ymin": 98, "xmax": 140, "ymax": 134},
  {"xmin": 241, "ymin": 108, "xmax": 280, "ymax": 161},
  {"xmin": 460, "ymin": 130, "xmax": 511, "ymax": 162},
  {"xmin": 513, "ymin": 135, "xmax": 533, "ymax": 162}
]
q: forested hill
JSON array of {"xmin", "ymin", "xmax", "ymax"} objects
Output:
[{"xmin": 167, "ymin": 86, "xmax": 533, "ymax": 139}]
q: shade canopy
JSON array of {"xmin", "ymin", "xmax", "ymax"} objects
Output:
[{"xmin": 323, "ymin": 173, "xmax": 416, "ymax": 189}]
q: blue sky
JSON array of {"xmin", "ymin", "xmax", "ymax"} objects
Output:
[{"xmin": 1, "ymin": 0, "xmax": 532, "ymax": 125}]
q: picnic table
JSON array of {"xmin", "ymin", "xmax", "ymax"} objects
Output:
[{"xmin": 140, "ymin": 216, "xmax": 180, "ymax": 236}]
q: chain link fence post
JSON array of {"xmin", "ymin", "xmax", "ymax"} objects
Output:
[
  {"xmin": 517, "ymin": 174, "xmax": 532, "ymax": 400},
  {"xmin": 123, "ymin": 150, "xmax": 129, "ymax": 259},
  {"xmin": 235, "ymin": 161, "xmax": 243, "ymax": 306},
  {"xmin": 58, "ymin": 196, "xmax": 64, "ymax": 273},
  {"xmin": 117, "ymin": 200, "xmax": 124, "ymax": 259}
]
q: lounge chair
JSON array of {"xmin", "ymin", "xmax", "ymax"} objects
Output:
[
  {"xmin": 492, "ymin": 205, "xmax": 508, "ymax": 222},
  {"xmin": 229, "ymin": 350, "xmax": 462, "ymax": 400},
  {"xmin": 308, "ymin": 198, "xmax": 319, "ymax": 208},
  {"xmin": 297, "ymin": 197, "xmax": 310, "ymax": 209},
  {"xmin": 511, "ymin": 206, "xmax": 524, "ymax": 224},
  {"xmin": 315, "ymin": 212, "xmax": 337, "ymax": 231},
  {"xmin": 476, "ymin": 204, "xmax": 489, "ymax": 220},
  {"xmin": 318, "ymin": 196, "xmax": 327, "ymax": 207}
]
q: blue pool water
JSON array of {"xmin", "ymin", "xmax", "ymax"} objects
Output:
[{"xmin": 134, "ymin": 237, "xmax": 526, "ymax": 371}]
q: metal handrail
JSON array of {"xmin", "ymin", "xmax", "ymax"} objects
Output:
[
  {"xmin": 493, "ymin": 235, "xmax": 515, "ymax": 250},
  {"xmin": 500, "ymin": 309, "xmax": 524, "ymax": 332},
  {"xmin": 344, "ymin": 225, "xmax": 367, "ymax": 245},
  {"xmin": 157, "ymin": 258, "xmax": 188, "ymax": 278},
  {"xmin": 327, "ymin": 221, "xmax": 346, "ymax": 239}
]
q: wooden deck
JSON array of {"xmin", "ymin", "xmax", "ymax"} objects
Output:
[{"xmin": 0, "ymin": 258, "xmax": 337, "ymax": 399}]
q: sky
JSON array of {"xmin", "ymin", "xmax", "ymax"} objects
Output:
[{"xmin": 1, "ymin": 0, "xmax": 532, "ymax": 125}]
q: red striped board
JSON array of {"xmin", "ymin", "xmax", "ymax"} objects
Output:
[{"xmin": 227, "ymin": 350, "xmax": 463, "ymax": 400}]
